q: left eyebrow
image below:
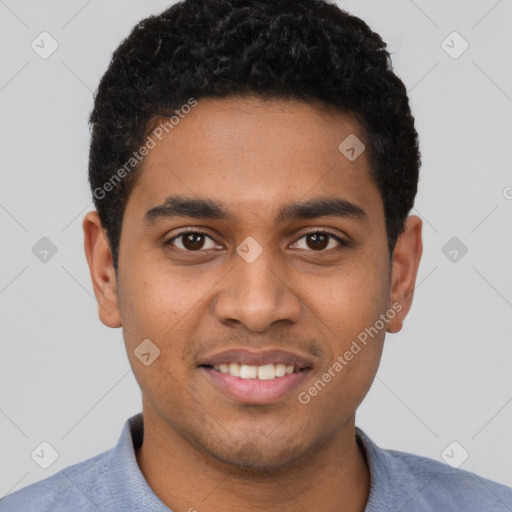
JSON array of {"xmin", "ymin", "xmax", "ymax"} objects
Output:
[
  {"xmin": 275, "ymin": 197, "xmax": 367, "ymax": 223},
  {"xmin": 143, "ymin": 195, "xmax": 367, "ymax": 225}
]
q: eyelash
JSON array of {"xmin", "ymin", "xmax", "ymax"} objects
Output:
[{"xmin": 164, "ymin": 229, "xmax": 349, "ymax": 253}]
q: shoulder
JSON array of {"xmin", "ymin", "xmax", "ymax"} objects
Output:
[
  {"xmin": 390, "ymin": 448, "xmax": 512, "ymax": 510},
  {"xmin": 356, "ymin": 428, "xmax": 512, "ymax": 511},
  {"xmin": 0, "ymin": 448, "xmax": 115, "ymax": 512}
]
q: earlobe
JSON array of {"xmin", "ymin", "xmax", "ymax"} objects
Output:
[
  {"xmin": 386, "ymin": 215, "xmax": 423, "ymax": 334},
  {"xmin": 83, "ymin": 211, "xmax": 122, "ymax": 328}
]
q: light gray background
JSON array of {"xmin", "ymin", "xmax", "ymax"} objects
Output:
[{"xmin": 1, "ymin": 0, "xmax": 511, "ymax": 497}]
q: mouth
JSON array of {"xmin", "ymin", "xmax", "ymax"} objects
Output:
[
  {"xmin": 201, "ymin": 362, "xmax": 306, "ymax": 380},
  {"xmin": 198, "ymin": 349, "xmax": 314, "ymax": 404}
]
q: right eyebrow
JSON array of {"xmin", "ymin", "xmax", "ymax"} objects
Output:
[{"xmin": 143, "ymin": 196, "xmax": 230, "ymax": 225}]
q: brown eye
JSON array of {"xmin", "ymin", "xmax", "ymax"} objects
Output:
[
  {"xmin": 166, "ymin": 231, "xmax": 218, "ymax": 251},
  {"xmin": 182, "ymin": 233, "xmax": 205, "ymax": 250},
  {"xmin": 305, "ymin": 233, "xmax": 329, "ymax": 250},
  {"xmin": 291, "ymin": 231, "xmax": 347, "ymax": 252}
]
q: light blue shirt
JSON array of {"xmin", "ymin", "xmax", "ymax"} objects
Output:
[{"xmin": 1, "ymin": 412, "xmax": 511, "ymax": 511}]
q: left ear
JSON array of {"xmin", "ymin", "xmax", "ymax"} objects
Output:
[{"xmin": 386, "ymin": 215, "xmax": 423, "ymax": 333}]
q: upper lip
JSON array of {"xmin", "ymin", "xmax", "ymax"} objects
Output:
[{"xmin": 199, "ymin": 349, "xmax": 314, "ymax": 369}]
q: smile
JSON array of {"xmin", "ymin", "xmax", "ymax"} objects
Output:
[
  {"xmin": 200, "ymin": 365, "xmax": 311, "ymax": 404},
  {"xmin": 211, "ymin": 362, "xmax": 299, "ymax": 380}
]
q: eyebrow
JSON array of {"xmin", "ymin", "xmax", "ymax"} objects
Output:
[{"xmin": 143, "ymin": 195, "xmax": 367, "ymax": 225}]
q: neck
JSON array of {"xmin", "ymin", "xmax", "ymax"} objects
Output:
[{"xmin": 135, "ymin": 408, "xmax": 370, "ymax": 512}]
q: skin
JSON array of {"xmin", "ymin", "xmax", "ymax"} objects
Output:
[{"xmin": 83, "ymin": 96, "xmax": 422, "ymax": 512}]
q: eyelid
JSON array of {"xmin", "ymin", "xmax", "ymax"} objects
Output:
[
  {"xmin": 164, "ymin": 227, "xmax": 349, "ymax": 251},
  {"xmin": 165, "ymin": 228, "xmax": 220, "ymax": 250},
  {"xmin": 292, "ymin": 228, "xmax": 349, "ymax": 249}
]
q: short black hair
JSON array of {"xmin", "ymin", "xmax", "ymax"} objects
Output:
[{"xmin": 88, "ymin": 0, "xmax": 420, "ymax": 272}]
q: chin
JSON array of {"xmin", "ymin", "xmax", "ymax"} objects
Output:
[{"xmin": 206, "ymin": 439, "xmax": 305, "ymax": 473}]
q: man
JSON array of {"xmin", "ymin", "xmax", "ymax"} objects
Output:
[{"xmin": 2, "ymin": 0, "xmax": 511, "ymax": 510}]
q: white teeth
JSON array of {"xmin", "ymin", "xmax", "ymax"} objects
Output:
[
  {"xmin": 239, "ymin": 364, "xmax": 258, "ymax": 379},
  {"xmin": 275, "ymin": 364, "xmax": 286, "ymax": 377},
  {"xmin": 228, "ymin": 363, "xmax": 240, "ymax": 377},
  {"xmin": 212, "ymin": 362, "xmax": 300, "ymax": 379},
  {"xmin": 257, "ymin": 364, "xmax": 276, "ymax": 380}
]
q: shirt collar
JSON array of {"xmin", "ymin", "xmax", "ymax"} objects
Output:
[
  {"xmin": 107, "ymin": 413, "xmax": 409, "ymax": 511},
  {"xmin": 356, "ymin": 426, "xmax": 431, "ymax": 511},
  {"xmin": 107, "ymin": 413, "xmax": 171, "ymax": 511}
]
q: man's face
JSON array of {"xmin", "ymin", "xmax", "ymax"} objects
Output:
[{"xmin": 114, "ymin": 97, "xmax": 395, "ymax": 468}]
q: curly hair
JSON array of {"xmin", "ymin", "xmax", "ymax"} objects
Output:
[{"xmin": 88, "ymin": 0, "xmax": 421, "ymax": 272}]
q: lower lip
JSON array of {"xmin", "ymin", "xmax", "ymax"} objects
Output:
[{"xmin": 201, "ymin": 367, "xmax": 311, "ymax": 404}]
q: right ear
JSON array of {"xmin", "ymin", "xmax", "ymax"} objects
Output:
[{"xmin": 82, "ymin": 211, "xmax": 122, "ymax": 328}]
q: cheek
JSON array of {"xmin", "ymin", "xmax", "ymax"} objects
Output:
[
  {"xmin": 311, "ymin": 257, "xmax": 389, "ymax": 334},
  {"xmin": 301, "ymin": 250, "xmax": 389, "ymax": 389},
  {"xmin": 118, "ymin": 260, "xmax": 207, "ymax": 340},
  {"xmin": 116, "ymin": 267, "xmax": 195, "ymax": 408},
  {"xmin": 298, "ymin": 280, "xmax": 386, "ymax": 417},
  {"xmin": 117, "ymin": 262, "xmax": 224, "ymax": 391},
  {"xmin": 296, "ymin": 330, "xmax": 384, "ymax": 428}
]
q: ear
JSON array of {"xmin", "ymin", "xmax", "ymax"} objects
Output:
[
  {"xmin": 83, "ymin": 211, "xmax": 122, "ymax": 328},
  {"xmin": 386, "ymin": 215, "xmax": 423, "ymax": 333}
]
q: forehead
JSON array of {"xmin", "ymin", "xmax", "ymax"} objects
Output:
[{"xmin": 126, "ymin": 96, "xmax": 383, "ymax": 224}]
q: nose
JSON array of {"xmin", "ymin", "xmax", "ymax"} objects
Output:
[{"xmin": 213, "ymin": 249, "xmax": 301, "ymax": 333}]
